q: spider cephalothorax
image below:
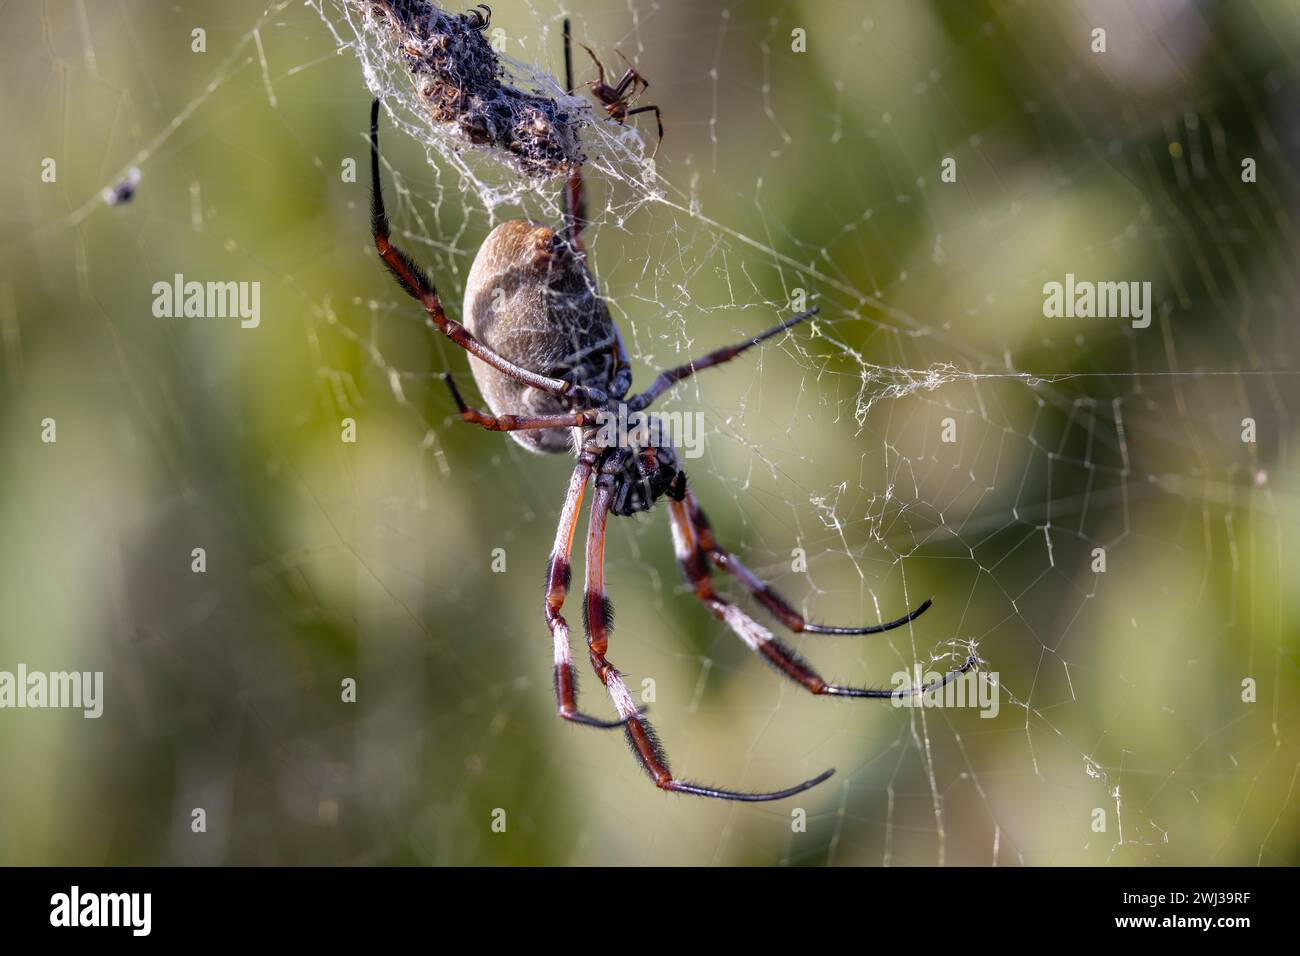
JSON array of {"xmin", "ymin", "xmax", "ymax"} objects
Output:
[
  {"xmin": 366, "ymin": 19, "xmax": 976, "ymax": 803},
  {"xmin": 604, "ymin": 446, "xmax": 686, "ymax": 517}
]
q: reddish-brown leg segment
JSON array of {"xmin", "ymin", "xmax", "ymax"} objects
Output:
[
  {"xmin": 668, "ymin": 498, "xmax": 976, "ymax": 699},
  {"xmin": 624, "ymin": 104, "xmax": 664, "ymax": 155},
  {"xmin": 546, "ymin": 454, "xmax": 637, "ymax": 729},
  {"xmin": 444, "ymin": 374, "xmax": 598, "ymax": 432},
  {"xmin": 583, "ymin": 465, "xmax": 834, "ymax": 801}
]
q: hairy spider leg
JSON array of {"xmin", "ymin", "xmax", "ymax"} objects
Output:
[
  {"xmin": 578, "ymin": 42, "xmax": 608, "ymax": 89},
  {"xmin": 369, "ymin": 98, "xmax": 608, "ymax": 406},
  {"xmin": 626, "ymin": 306, "xmax": 820, "ymax": 412},
  {"xmin": 583, "ymin": 458, "xmax": 834, "ymax": 801},
  {"xmin": 624, "ymin": 105, "xmax": 664, "ymax": 154},
  {"xmin": 683, "ymin": 490, "xmax": 933, "ymax": 635},
  {"xmin": 667, "ymin": 497, "xmax": 977, "ymax": 699},
  {"xmin": 442, "ymin": 373, "xmax": 599, "ymax": 432},
  {"xmin": 545, "ymin": 454, "xmax": 641, "ymax": 729},
  {"xmin": 612, "ymin": 51, "xmax": 648, "ymax": 100}
]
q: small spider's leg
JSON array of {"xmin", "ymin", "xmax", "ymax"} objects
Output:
[
  {"xmin": 612, "ymin": 52, "xmax": 651, "ymax": 104},
  {"xmin": 668, "ymin": 499, "xmax": 976, "ymax": 699},
  {"xmin": 683, "ymin": 489, "xmax": 933, "ymax": 635},
  {"xmin": 624, "ymin": 105, "xmax": 664, "ymax": 157},
  {"xmin": 369, "ymin": 99, "xmax": 607, "ymax": 406},
  {"xmin": 625, "ymin": 307, "xmax": 819, "ymax": 412},
  {"xmin": 547, "ymin": 454, "xmax": 639, "ymax": 730},
  {"xmin": 611, "ymin": 65, "xmax": 638, "ymax": 100},
  {"xmin": 617, "ymin": 51, "xmax": 644, "ymax": 81},
  {"xmin": 443, "ymin": 373, "xmax": 597, "ymax": 432},
  {"xmin": 578, "ymin": 42, "xmax": 607, "ymax": 88},
  {"xmin": 583, "ymin": 467, "xmax": 834, "ymax": 801}
]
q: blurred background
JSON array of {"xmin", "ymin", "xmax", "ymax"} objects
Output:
[{"xmin": 1, "ymin": 0, "xmax": 1298, "ymax": 865}]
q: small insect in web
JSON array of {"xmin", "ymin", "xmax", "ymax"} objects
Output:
[
  {"xmin": 103, "ymin": 168, "xmax": 141, "ymax": 207},
  {"xmin": 367, "ymin": 21, "xmax": 976, "ymax": 802}
]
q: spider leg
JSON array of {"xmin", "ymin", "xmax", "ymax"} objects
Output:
[
  {"xmin": 583, "ymin": 461, "xmax": 834, "ymax": 801},
  {"xmin": 561, "ymin": 20, "xmax": 587, "ymax": 253},
  {"xmin": 616, "ymin": 51, "xmax": 646, "ymax": 87},
  {"xmin": 563, "ymin": 18, "xmax": 575, "ymax": 93},
  {"xmin": 546, "ymin": 454, "xmax": 641, "ymax": 729},
  {"xmin": 369, "ymin": 99, "xmax": 607, "ymax": 406},
  {"xmin": 443, "ymin": 373, "xmax": 597, "ymax": 432},
  {"xmin": 624, "ymin": 105, "xmax": 664, "ymax": 157},
  {"xmin": 578, "ymin": 42, "xmax": 607, "ymax": 88},
  {"xmin": 667, "ymin": 498, "xmax": 976, "ymax": 699},
  {"xmin": 611, "ymin": 66, "xmax": 639, "ymax": 100},
  {"xmin": 683, "ymin": 489, "xmax": 933, "ymax": 635},
  {"xmin": 626, "ymin": 307, "xmax": 818, "ymax": 412}
]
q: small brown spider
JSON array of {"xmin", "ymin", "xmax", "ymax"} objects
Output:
[
  {"xmin": 577, "ymin": 41, "xmax": 663, "ymax": 157},
  {"xmin": 366, "ymin": 21, "xmax": 973, "ymax": 803}
]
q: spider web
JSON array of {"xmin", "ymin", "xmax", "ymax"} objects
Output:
[{"xmin": 3, "ymin": 0, "xmax": 1299, "ymax": 866}]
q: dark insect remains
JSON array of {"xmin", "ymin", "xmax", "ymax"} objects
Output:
[
  {"xmin": 367, "ymin": 18, "xmax": 976, "ymax": 802},
  {"xmin": 362, "ymin": 0, "xmax": 582, "ymax": 176}
]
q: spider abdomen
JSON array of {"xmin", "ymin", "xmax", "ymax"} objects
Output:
[{"xmin": 463, "ymin": 219, "xmax": 618, "ymax": 454}]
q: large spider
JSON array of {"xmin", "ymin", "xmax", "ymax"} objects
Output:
[{"xmin": 366, "ymin": 21, "xmax": 975, "ymax": 803}]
